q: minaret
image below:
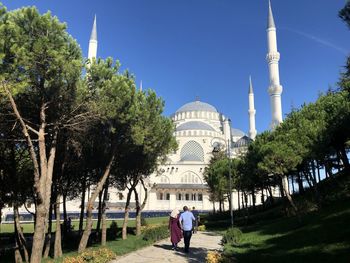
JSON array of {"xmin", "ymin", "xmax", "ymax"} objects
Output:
[
  {"xmin": 223, "ymin": 116, "xmax": 231, "ymax": 144},
  {"xmin": 88, "ymin": 15, "xmax": 97, "ymax": 61},
  {"xmin": 140, "ymin": 80, "xmax": 143, "ymax": 91},
  {"xmin": 266, "ymin": 0, "xmax": 283, "ymax": 129},
  {"xmin": 248, "ymin": 76, "xmax": 257, "ymax": 140}
]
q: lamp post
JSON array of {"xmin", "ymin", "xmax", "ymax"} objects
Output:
[{"xmin": 227, "ymin": 139, "xmax": 234, "ymax": 228}]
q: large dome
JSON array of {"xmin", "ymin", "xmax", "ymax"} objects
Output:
[
  {"xmin": 176, "ymin": 121, "xmax": 215, "ymax": 132},
  {"xmin": 176, "ymin": 100, "xmax": 218, "ymax": 113}
]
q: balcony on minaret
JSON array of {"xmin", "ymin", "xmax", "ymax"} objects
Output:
[{"xmin": 266, "ymin": 52, "xmax": 280, "ymax": 63}]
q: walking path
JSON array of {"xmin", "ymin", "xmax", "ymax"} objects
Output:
[{"xmin": 110, "ymin": 231, "xmax": 222, "ymax": 263}]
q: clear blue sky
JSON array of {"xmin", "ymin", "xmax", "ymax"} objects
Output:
[{"xmin": 1, "ymin": 0, "xmax": 349, "ymax": 133}]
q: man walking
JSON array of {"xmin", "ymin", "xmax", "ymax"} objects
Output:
[{"xmin": 179, "ymin": 206, "xmax": 195, "ymax": 253}]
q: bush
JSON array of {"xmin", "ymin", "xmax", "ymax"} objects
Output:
[
  {"xmin": 142, "ymin": 225, "xmax": 169, "ymax": 242},
  {"xmin": 107, "ymin": 220, "xmax": 118, "ymax": 240},
  {"xmin": 206, "ymin": 251, "xmax": 222, "ymax": 263},
  {"xmin": 63, "ymin": 248, "xmax": 116, "ymax": 263},
  {"xmin": 141, "ymin": 216, "xmax": 148, "ymax": 226},
  {"xmin": 222, "ymin": 227, "xmax": 242, "ymax": 245},
  {"xmin": 197, "ymin": 225, "xmax": 206, "ymax": 231}
]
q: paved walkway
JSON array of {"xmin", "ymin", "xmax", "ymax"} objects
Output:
[{"xmin": 111, "ymin": 231, "xmax": 222, "ymax": 263}]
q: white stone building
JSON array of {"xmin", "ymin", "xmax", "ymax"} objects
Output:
[{"xmin": 145, "ymin": 100, "xmax": 253, "ymax": 211}]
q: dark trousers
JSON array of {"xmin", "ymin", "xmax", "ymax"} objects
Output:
[{"xmin": 183, "ymin": 230, "xmax": 192, "ymax": 252}]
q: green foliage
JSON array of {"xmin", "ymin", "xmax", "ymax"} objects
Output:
[
  {"xmin": 197, "ymin": 225, "xmax": 206, "ymax": 231},
  {"xmin": 204, "ymin": 150, "xmax": 242, "ymax": 207},
  {"xmin": 141, "ymin": 217, "xmax": 148, "ymax": 227},
  {"xmin": 222, "ymin": 227, "xmax": 242, "ymax": 245},
  {"xmin": 142, "ymin": 225, "xmax": 169, "ymax": 242},
  {"xmin": 339, "ymin": 1, "xmax": 350, "ymax": 29},
  {"xmin": 62, "ymin": 248, "xmax": 116, "ymax": 263}
]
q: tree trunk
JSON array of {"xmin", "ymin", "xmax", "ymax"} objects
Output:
[
  {"xmin": 134, "ymin": 178, "xmax": 148, "ymax": 236},
  {"xmin": 251, "ymin": 189, "xmax": 256, "ymax": 209},
  {"xmin": 316, "ymin": 160, "xmax": 321, "ymax": 183},
  {"xmin": 261, "ymin": 189, "xmax": 265, "ymax": 207},
  {"xmin": 267, "ymin": 186, "xmax": 273, "ymax": 200},
  {"xmin": 297, "ymin": 172, "xmax": 304, "ymax": 193},
  {"xmin": 101, "ymin": 181, "xmax": 109, "ymax": 246},
  {"xmin": 339, "ymin": 146, "xmax": 350, "ymax": 170},
  {"xmin": 280, "ymin": 175, "xmax": 299, "ymax": 217},
  {"xmin": 14, "ymin": 235, "xmax": 23, "ymax": 263},
  {"xmin": 134, "ymin": 189, "xmax": 141, "ymax": 236},
  {"xmin": 78, "ymin": 154, "xmax": 115, "ymax": 253},
  {"xmin": 31, "ymin": 204, "xmax": 47, "ymax": 262},
  {"xmin": 325, "ymin": 160, "xmax": 333, "ymax": 177},
  {"xmin": 79, "ymin": 175, "xmax": 86, "ymax": 233},
  {"xmin": 310, "ymin": 161, "xmax": 318, "ymax": 186},
  {"xmin": 43, "ymin": 201, "xmax": 53, "ymax": 258},
  {"xmin": 139, "ymin": 179, "xmax": 148, "ymax": 229},
  {"xmin": 122, "ymin": 186, "xmax": 134, "ymax": 240},
  {"xmin": 54, "ymin": 194, "xmax": 62, "ymax": 258},
  {"xmin": 303, "ymin": 170, "xmax": 313, "ymax": 189},
  {"xmin": 14, "ymin": 205, "xmax": 29, "ymax": 263},
  {"xmin": 237, "ymin": 189, "xmax": 240, "ymax": 212},
  {"xmin": 63, "ymin": 193, "xmax": 67, "ymax": 229},
  {"xmin": 279, "ymin": 178, "xmax": 285, "ymax": 198},
  {"xmin": 96, "ymin": 190, "xmax": 104, "ymax": 233}
]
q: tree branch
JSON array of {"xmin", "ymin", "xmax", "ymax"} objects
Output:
[{"xmin": 1, "ymin": 81, "xmax": 43, "ymax": 203}]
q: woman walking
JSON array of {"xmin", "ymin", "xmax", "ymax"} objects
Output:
[{"xmin": 168, "ymin": 209, "xmax": 182, "ymax": 250}]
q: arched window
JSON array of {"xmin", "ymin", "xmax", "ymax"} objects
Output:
[
  {"xmin": 180, "ymin": 171, "xmax": 202, "ymax": 184},
  {"xmin": 180, "ymin": 141, "xmax": 204, "ymax": 162}
]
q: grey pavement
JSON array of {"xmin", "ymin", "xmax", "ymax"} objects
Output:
[{"xmin": 110, "ymin": 231, "xmax": 222, "ymax": 263}]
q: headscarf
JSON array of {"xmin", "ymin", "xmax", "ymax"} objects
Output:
[{"xmin": 170, "ymin": 209, "xmax": 179, "ymax": 218}]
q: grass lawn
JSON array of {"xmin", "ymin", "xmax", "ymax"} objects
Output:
[
  {"xmin": 223, "ymin": 200, "xmax": 350, "ymax": 263},
  {"xmin": 1, "ymin": 216, "xmax": 169, "ymax": 263},
  {"xmin": 0, "ymin": 216, "xmax": 169, "ymax": 233},
  {"xmin": 43, "ymin": 235, "xmax": 153, "ymax": 263}
]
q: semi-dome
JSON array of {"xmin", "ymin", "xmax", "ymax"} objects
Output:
[
  {"xmin": 231, "ymin": 128, "xmax": 245, "ymax": 138},
  {"xmin": 176, "ymin": 100, "xmax": 218, "ymax": 113},
  {"xmin": 233, "ymin": 135, "xmax": 253, "ymax": 148},
  {"xmin": 176, "ymin": 121, "xmax": 215, "ymax": 132}
]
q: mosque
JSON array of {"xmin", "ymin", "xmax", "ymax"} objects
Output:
[{"xmin": 77, "ymin": 0, "xmax": 283, "ymax": 212}]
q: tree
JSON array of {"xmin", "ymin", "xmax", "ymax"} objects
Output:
[
  {"xmin": 204, "ymin": 150, "xmax": 228, "ymax": 212},
  {"xmin": 78, "ymin": 58, "xmax": 139, "ymax": 251},
  {"xmin": 257, "ymin": 132, "xmax": 301, "ymax": 215},
  {"xmin": 0, "ymin": 6, "xmax": 82, "ymax": 262}
]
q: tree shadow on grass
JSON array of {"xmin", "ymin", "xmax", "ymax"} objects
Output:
[{"xmin": 233, "ymin": 203, "xmax": 350, "ymax": 263}]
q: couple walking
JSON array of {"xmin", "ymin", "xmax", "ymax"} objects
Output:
[{"xmin": 168, "ymin": 206, "xmax": 196, "ymax": 253}]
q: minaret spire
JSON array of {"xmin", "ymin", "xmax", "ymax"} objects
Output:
[
  {"xmin": 140, "ymin": 80, "xmax": 143, "ymax": 91},
  {"xmin": 267, "ymin": 0, "xmax": 275, "ymax": 29},
  {"xmin": 88, "ymin": 15, "xmax": 98, "ymax": 61},
  {"xmin": 248, "ymin": 76, "xmax": 257, "ymax": 140},
  {"xmin": 266, "ymin": 0, "xmax": 283, "ymax": 129}
]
